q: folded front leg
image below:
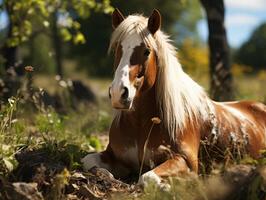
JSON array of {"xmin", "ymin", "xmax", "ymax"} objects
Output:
[
  {"xmin": 81, "ymin": 147, "xmax": 130, "ymax": 179},
  {"xmin": 138, "ymin": 155, "xmax": 191, "ymax": 187}
]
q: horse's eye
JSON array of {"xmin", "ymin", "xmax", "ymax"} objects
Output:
[{"xmin": 144, "ymin": 49, "xmax": 150, "ymax": 56}]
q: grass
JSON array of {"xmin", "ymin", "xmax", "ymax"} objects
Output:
[
  {"xmin": 189, "ymin": 70, "xmax": 266, "ymax": 102},
  {"xmin": 0, "ymin": 91, "xmax": 111, "ymax": 178},
  {"xmin": 0, "ymin": 68, "xmax": 266, "ymax": 199}
]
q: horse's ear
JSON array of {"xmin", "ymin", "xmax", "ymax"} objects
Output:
[
  {"xmin": 148, "ymin": 9, "xmax": 161, "ymax": 34},
  {"xmin": 112, "ymin": 8, "xmax": 125, "ymax": 29}
]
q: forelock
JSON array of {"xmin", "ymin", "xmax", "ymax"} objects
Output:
[{"xmin": 108, "ymin": 15, "xmax": 157, "ymax": 54}]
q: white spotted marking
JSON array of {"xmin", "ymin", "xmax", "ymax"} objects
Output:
[
  {"xmin": 229, "ymin": 132, "xmax": 238, "ymax": 147},
  {"xmin": 217, "ymin": 102, "xmax": 252, "ymax": 145},
  {"xmin": 240, "ymin": 123, "xmax": 249, "ymax": 145},
  {"xmin": 207, "ymin": 101, "xmax": 219, "ymax": 143}
]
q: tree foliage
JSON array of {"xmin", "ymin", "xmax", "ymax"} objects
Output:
[
  {"xmin": 0, "ymin": 0, "xmax": 113, "ymax": 47},
  {"xmin": 235, "ymin": 22, "xmax": 266, "ymax": 70},
  {"xmin": 70, "ymin": 0, "xmax": 202, "ymax": 77},
  {"xmin": 0, "ymin": 0, "xmax": 203, "ymax": 77},
  {"xmin": 179, "ymin": 39, "xmax": 208, "ymax": 75}
]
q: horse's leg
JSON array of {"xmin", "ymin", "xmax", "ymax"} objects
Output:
[
  {"xmin": 81, "ymin": 145, "xmax": 130, "ymax": 179},
  {"xmin": 138, "ymin": 155, "xmax": 192, "ymax": 187},
  {"xmin": 179, "ymin": 141, "xmax": 199, "ymax": 173}
]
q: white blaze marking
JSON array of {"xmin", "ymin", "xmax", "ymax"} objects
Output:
[{"xmin": 110, "ymin": 32, "xmax": 142, "ymax": 108}]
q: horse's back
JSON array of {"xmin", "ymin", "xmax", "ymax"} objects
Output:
[
  {"xmin": 223, "ymin": 100, "xmax": 266, "ymax": 125},
  {"xmin": 213, "ymin": 100, "xmax": 266, "ymax": 158}
]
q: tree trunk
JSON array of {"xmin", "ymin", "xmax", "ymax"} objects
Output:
[
  {"xmin": 1, "ymin": 45, "xmax": 17, "ymax": 72},
  {"xmin": 51, "ymin": 12, "xmax": 63, "ymax": 77},
  {"xmin": 0, "ymin": 3, "xmax": 21, "ymax": 100},
  {"xmin": 200, "ymin": 0, "xmax": 233, "ymax": 101},
  {"xmin": 1, "ymin": 8, "xmax": 17, "ymax": 73}
]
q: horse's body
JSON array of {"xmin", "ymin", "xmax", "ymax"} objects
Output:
[{"xmin": 82, "ymin": 9, "xmax": 266, "ymax": 186}]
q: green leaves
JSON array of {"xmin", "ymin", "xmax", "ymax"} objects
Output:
[
  {"xmin": 73, "ymin": 32, "xmax": 85, "ymax": 45},
  {"xmin": 60, "ymin": 28, "xmax": 72, "ymax": 42},
  {"xmin": 2, "ymin": 0, "xmax": 113, "ymax": 47}
]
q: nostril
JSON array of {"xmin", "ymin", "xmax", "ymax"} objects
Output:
[{"xmin": 121, "ymin": 87, "xmax": 129, "ymax": 100}]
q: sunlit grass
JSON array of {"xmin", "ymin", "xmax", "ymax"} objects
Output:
[{"xmin": 1, "ymin": 66, "xmax": 266, "ymax": 199}]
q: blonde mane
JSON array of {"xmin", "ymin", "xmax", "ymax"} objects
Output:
[{"xmin": 109, "ymin": 14, "xmax": 211, "ymax": 141}]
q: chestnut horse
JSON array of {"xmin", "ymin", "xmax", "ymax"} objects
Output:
[{"xmin": 82, "ymin": 9, "xmax": 266, "ymax": 186}]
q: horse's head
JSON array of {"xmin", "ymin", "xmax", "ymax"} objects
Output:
[{"xmin": 109, "ymin": 9, "xmax": 161, "ymax": 110}]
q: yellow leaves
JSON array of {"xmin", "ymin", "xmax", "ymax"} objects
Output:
[
  {"xmin": 51, "ymin": 168, "xmax": 70, "ymax": 198},
  {"xmin": 73, "ymin": 32, "xmax": 86, "ymax": 45},
  {"xmin": 101, "ymin": 0, "xmax": 114, "ymax": 14},
  {"xmin": 179, "ymin": 38, "xmax": 209, "ymax": 75},
  {"xmin": 60, "ymin": 29, "xmax": 85, "ymax": 44},
  {"xmin": 60, "ymin": 28, "xmax": 72, "ymax": 42},
  {"xmin": 103, "ymin": 6, "xmax": 114, "ymax": 14},
  {"xmin": 232, "ymin": 63, "xmax": 253, "ymax": 77},
  {"xmin": 7, "ymin": 37, "xmax": 19, "ymax": 47},
  {"xmin": 24, "ymin": 20, "xmax": 32, "ymax": 36},
  {"xmin": 72, "ymin": 21, "xmax": 80, "ymax": 29},
  {"xmin": 6, "ymin": 16, "xmax": 32, "ymax": 47},
  {"xmin": 258, "ymin": 70, "xmax": 266, "ymax": 81},
  {"xmin": 43, "ymin": 20, "xmax": 50, "ymax": 27},
  {"xmin": 12, "ymin": 27, "xmax": 19, "ymax": 37},
  {"xmin": 58, "ymin": 168, "xmax": 71, "ymax": 185},
  {"xmin": 3, "ymin": 0, "xmax": 113, "ymax": 47}
]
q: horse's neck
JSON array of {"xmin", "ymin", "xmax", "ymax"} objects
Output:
[{"xmin": 118, "ymin": 86, "xmax": 158, "ymax": 128}]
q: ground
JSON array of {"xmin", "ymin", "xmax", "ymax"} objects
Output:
[{"xmin": 0, "ymin": 70, "xmax": 266, "ymax": 199}]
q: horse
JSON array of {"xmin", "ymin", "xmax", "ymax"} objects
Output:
[{"xmin": 82, "ymin": 9, "xmax": 266, "ymax": 186}]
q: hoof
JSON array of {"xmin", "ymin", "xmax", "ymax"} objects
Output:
[{"xmin": 138, "ymin": 171, "xmax": 171, "ymax": 191}]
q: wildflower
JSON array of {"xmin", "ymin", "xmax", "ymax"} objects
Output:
[
  {"xmin": 151, "ymin": 117, "xmax": 161, "ymax": 124},
  {"xmin": 67, "ymin": 79, "xmax": 73, "ymax": 87},
  {"xmin": 55, "ymin": 75, "xmax": 61, "ymax": 81},
  {"xmin": 59, "ymin": 80, "xmax": 67, "ymax": 88},
  {"xmin": 8, "ymin": 98, "xmax": 15, "ymax": 107},
  {"xmin": 24, "ymin": 66, "xmax": 34, "ymax": 72},
  {"xmin": 11, "ymin": 119, "xmax": 18, "ymax": 124}
]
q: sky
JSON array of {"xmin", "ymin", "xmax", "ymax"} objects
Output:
[
  {"xmin": 198, "ymin": 0, "xmax": 266, "ymax": 47},
  {"xmin": 0, "ymin": 10, "xmax": 8, "ymax": 31}
]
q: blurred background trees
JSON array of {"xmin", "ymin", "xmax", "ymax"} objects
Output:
[
  {"xmin": 0, "ymin": 0, "xmax": 203, "ymax": 77},
  {"xmin": 0, "ymin": 1, "xmax": 265, "ymax": 196},
  {"xmin": 0, "ymin": 0, "xmax": 265, "ymax": 102},
  {"xmin": 69, "ymin": 0, "xmax": 203, "ymax": 76},
  {"xmin": 0, "ymin": 0, "xmax": 113, "ymax": 77},
  {"xmin": 235, "ymin": 22, "xmax": 266, "ymax": 71},
  {"xmin": 200, "ymin": 0, "xmax": 233, "ymax": 101}
]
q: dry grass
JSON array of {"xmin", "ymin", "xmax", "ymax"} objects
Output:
[{"xmin": 0, "ymin": 67, "xmax": 266, "ymax": 199}]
